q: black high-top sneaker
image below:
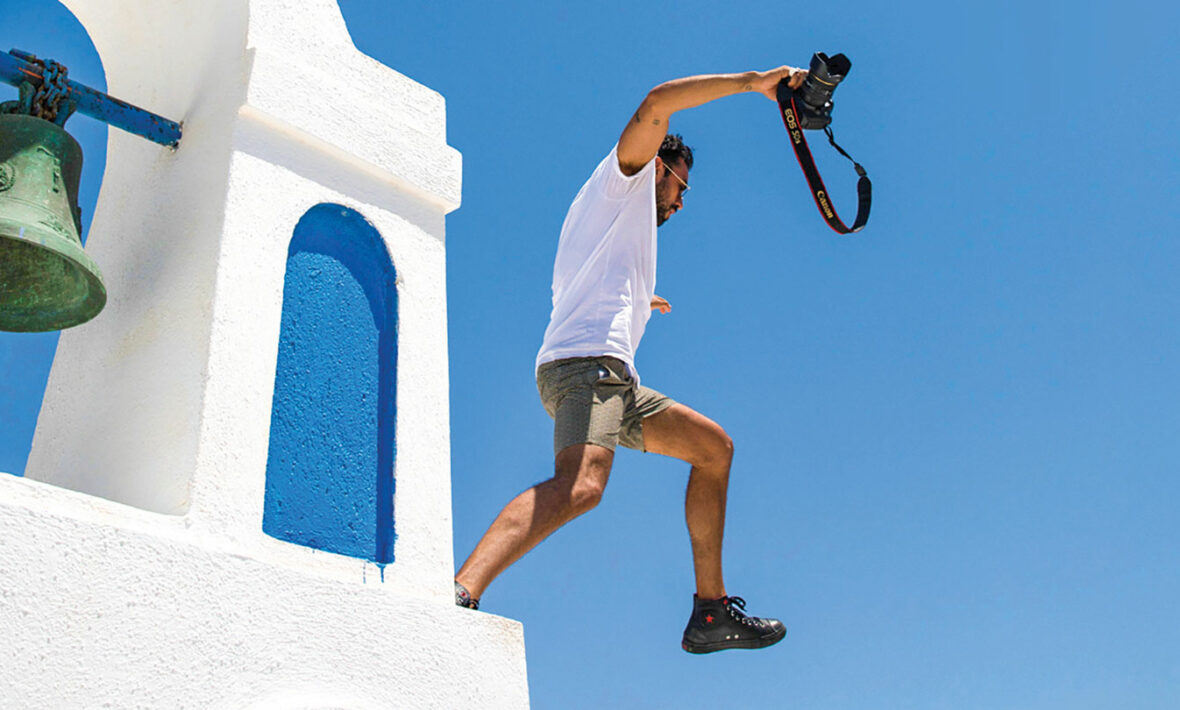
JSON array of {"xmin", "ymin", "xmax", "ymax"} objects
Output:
[
  {"xmin": 455, "ymin": 581, "xmax": 479, "ymax": 610},
  {"xmin": 681, "ymin": 594, "xmax": 785, "ymax": 654}
]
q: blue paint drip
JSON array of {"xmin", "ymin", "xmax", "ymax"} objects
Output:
[
  {"xmin": 363, "ymin": 561, "xmax": 389, "ymax": 584},
  {"xmin": 263, "ymin": 204, "xmax": 397, "ymax": 563}
]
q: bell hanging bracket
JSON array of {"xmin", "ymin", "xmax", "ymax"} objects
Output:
[
  {"xmin": 0, "ymin": 49, "xmax": 181, "ymax": 146},
  {"xmin": 0, "ymin": 49, "xmax": 182, "ymax": 332}
]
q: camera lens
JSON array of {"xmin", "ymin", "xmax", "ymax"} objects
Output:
[{"xmin": 798, "ymin": 53, "xmax": 851, "ymax": 115}]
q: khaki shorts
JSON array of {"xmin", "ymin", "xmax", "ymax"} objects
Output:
[{"xmin": 537, "ymin": 356, "xmax": 675, "ymax": 455}]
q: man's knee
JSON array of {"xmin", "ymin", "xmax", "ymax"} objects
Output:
[
  {"xmin": 717, "ymin": 432, "xmax": 735, "ymax": 464},
  {"xmin": 568, "ymin": 478, "xmax": 606, "ymax": 514},
  {"xmin": 554, "ymin": 443, "xmax": 613, "ymax": 515},
  {"xmin": 699, "ymin": 431, "xmax": 734, "ymax": 471}
]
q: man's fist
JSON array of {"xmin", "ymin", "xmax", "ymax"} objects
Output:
[{"xmin": 751, "ymin": 65, "xmax": 807, "ymax": 101}]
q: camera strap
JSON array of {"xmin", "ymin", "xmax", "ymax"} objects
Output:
[{"xmin": 777, "ymin": 93, "xmax": 872, "ymax": 234}]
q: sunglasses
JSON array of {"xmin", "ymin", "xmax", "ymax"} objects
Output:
[{"xmin": 663, "ymin": 165, "xmax": 690, "ymax": 194}]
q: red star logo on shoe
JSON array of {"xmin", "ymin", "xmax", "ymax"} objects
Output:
[{"xmin": 705, "ymin": 614, "xmax": 714, "ymax": 624}]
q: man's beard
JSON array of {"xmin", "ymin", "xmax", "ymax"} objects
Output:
[{"xmin": 656, "ymin": 198, "xmax": 672, "ymax": 226}]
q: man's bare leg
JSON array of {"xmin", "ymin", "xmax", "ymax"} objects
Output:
[
  {"xmin": 639, "ymin": 403, "xmax": 733, "ymax": 600},
  {"xmin": 455, "ymin": 443, "xmax": 614, "ymax": 600},
  {"xmin": 641, "ymin": 403, "xmax": 785, "ymax": 653}
]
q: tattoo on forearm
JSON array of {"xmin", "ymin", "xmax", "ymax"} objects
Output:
[
  {"xmin": 651, "ymin": 118, "xmax": 661, "ymax": 125},
  {"xmin": 743, "ymin": 83, "xmax": 753, "ymax": 91}
]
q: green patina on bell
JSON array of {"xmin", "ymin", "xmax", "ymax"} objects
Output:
[{"xmin": 0, "ymin": 113, "xmax": 105, "ymax": 332}]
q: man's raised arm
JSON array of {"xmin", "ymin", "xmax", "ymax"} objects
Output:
[{"xmin": 616, "ymin": 66, "xmax": 809, "ymax": 176}]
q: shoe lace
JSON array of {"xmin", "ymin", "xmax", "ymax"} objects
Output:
[
  {"xmin": 724, "ymin": 596, "xmax": 761, "ymax": 628},
  {"xmin": 455, "ymin": 583, "xmax": 479, "ymax": 610}
]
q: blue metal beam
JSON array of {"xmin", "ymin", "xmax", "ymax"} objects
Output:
[{"xmin": 1, "ymin": 49, "xmax": 181, "ymax": 148}]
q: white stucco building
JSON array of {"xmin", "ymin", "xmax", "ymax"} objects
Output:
[{"xmin": 0, "ymin": 1, "xmax": 529, "ymax": 707}]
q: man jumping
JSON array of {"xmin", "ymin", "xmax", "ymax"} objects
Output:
[{"xmin": 455, "ymin": 65, "xmax": 808, "ymax": 654}]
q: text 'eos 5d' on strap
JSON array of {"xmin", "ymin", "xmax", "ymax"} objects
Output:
[{"xmin": 776, "ymin": 89, "xmax": 872, "ymax": 235}]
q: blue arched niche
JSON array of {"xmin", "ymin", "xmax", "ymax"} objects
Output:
[{"xmin": 263, "ymin": 204, "xmax": 397, "ymax": 563}]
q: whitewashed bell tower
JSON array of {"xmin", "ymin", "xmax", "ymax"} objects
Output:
[{"xmin": 0, "ymin": 1, "xmax": 529, "ymax": 707}]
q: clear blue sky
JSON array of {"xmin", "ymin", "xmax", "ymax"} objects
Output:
[{"xmin": 3, "ymin": 1, "xmax": 1178, "ymax": 707}]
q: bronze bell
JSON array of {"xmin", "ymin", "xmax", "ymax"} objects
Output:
[{"xmin": 0, "ymin": 113, "xmax": 105, "ymax": 331}]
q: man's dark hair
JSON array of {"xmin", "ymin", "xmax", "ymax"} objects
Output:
[{"xmin": 659, "ymin": 133, "xmax": 694, "ymax": 171}]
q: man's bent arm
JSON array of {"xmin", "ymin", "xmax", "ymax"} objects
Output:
[{"xmin": 616, "ymin": 66, "xmax": 807, "ymax": 175}]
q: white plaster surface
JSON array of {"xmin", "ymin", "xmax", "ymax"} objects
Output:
[
  {"xmin": 3, "ymin": 0, "xmax": 529, "ymax": 706},
  {"xmin": 0, "ymin": 475, "xmax": 529, "ymax": 709}
]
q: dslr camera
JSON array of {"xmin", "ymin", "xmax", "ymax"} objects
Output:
[{"xmin": 792, "ymin": 52, "xmax": 852, "ymax": 130}]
